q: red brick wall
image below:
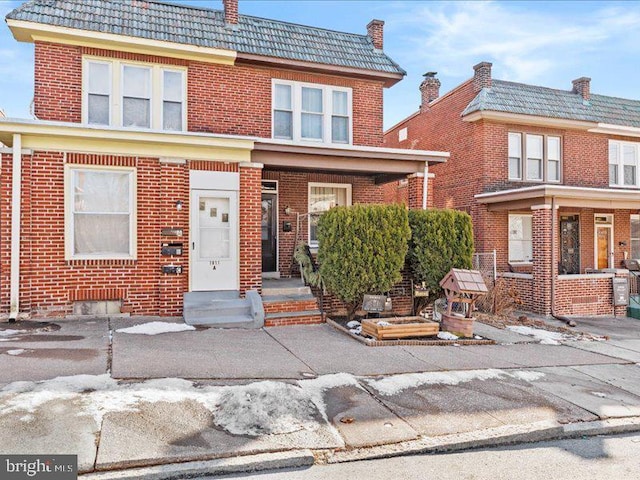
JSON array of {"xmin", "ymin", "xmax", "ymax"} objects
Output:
[
  {"xmin": 261, "ymin": 170, "xmax": 385, "ymax": 277},
  {"xmin": 32, "ymin": 42, "xmax": 385, "ymax": 147},
  {"xmin": 0, "ymin": 150, "xmax": 260, "ymax": 318}
]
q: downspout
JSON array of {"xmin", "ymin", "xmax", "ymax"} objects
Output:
[
  {"xmin": 422, "ymin": 164, "xmax": 428, "ymax": 210},
  {"xmin": 550, "ymin": 196, "xmax": 576, "ymax": 327},
  {"xmin": 9, "ymin": 134, "xmax": 22, "ymax": 322}
]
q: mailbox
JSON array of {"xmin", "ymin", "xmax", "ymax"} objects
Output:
[
  {"xmin": 612, "ymin": 277, "xmax": 629, "ymax": 306},
  {"xmin": 161, "ymin": 242, "xmax": 183, "ymax": 256},
  {"xmin": 162, "ymin": 265, "xmax": 183, "ymax": 275}
]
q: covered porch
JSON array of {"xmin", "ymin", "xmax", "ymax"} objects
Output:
[{"xmin": 476, "ymin": 185, "xmax": 640, "ymax": 317}]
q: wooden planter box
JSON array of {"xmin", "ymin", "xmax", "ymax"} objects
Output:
[
  {"xmin": 362, "ymin": 317, "xmax": 439, "ymax": 340},
  {"xmin": 441, "ymin": 312, "xmax": 474, "ymax": 337}
]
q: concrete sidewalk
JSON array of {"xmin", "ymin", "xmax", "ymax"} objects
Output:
[{"xmin": 0, "ymin": 317, "xmax": 639, "ymax": 478}]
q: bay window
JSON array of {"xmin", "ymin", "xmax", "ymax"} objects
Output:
[
  {"xmin": 508, "ymin": 214, "xmax": 533, "ymax": 262},
  {"xmin": 272, "ymin": 80, "xmax": 352, "ymax": 145},
  {"xmin": 508, "ymin": 132, "xmax": 562, "ymax": 182},
  {"xmin": 66, "ymin": 166, "xmax": 136, "ymax": 259},
  {"xmin": 308, "ymin": 183, "xmax": 352, "ymax": 246},
  {"xmin": 84, "ymin": 58, "xmax": 185, "ymax": 131}
]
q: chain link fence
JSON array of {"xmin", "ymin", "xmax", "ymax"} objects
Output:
[{"xmin": 472, "ymin": 250, "xmax": 497, "ymax": 286}]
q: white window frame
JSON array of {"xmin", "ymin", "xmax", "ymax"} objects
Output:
[
  {"xmin": 271, "ymin": 79, "xmax": 353, "ymax": 145},
  {"xmin": 631, "ymin": 214, "xmax": 640, "ymax": 259},
  {"xmin": 308, "ymin": 182, "xmax": 352, "ymax": 247},
  {"xmin": 64, "ymin": 164, "xmax": 137, "ymax": 260},
  {"xmin": 121, "ymin": 64, "xmax": 152, "ymax": 129},
  {"xmin": 508, "ymin": 213, "xmax": 533, "ymax": 263},
  {"xmin": 508, "ymin": 132, "xmax": 562, "ymax": 183},
  {"xmin": 82, "ymin": 57, "xmax": 186, "ymax": 131},
  {"xmin": 609, "ymin": 140, "xmax": 639, "ymax": 188}
]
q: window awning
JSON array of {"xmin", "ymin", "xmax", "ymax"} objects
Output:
[{"xmin": 476, "ymin": 185, "xmax": 640, "ymax": 211}]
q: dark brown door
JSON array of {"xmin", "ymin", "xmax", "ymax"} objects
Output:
[
  {"xmin": 261, "ymin": 193, "xmax": 277, "ymax": 273},
  {"xmin": 560, "ymin": 215, "xmax": 580, "ymax": 274}
]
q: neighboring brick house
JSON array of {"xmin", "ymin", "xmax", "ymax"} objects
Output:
[
  {"xmin": 385, "ymin": 62, "xmax": 640, "ymax": 317},
  {"xmin": 0, "ymin": 0, "xmax": 447, "ymax": 323}
]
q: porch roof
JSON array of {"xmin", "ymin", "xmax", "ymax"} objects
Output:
[
  {"xmin": 475, "ymin": 184, "xmax": 640, "ymax": 211},
  {"xmin": 252, "ymin": 140, "xmax": 448, "ymax": 182}
]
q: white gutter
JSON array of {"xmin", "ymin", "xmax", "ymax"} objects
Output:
[
  {"xmin": 422, "ymin": 164, "xmax": 429, "ymax": 210},
  {"xmin": 9, "ymin": 134, "xmax": 21, "ymax": 321}
]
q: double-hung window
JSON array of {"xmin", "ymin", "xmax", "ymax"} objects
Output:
[
  {"xmin": 66, "ymin": 166, "xmax": 136, "ymax": 260},
  {"xmin": 609, "ymin": 140, "xmax": 639, "ymax": 187},
  {"xmin": 508, "ymin": 214, "xmax": 533, "ymax": 262},
  {"xmin": 84, "ymin": 58, "xmax": 185, "ymax": 131},
  {"xmin": 272, "ymin": 80, "xmax": 352, "ymax": 145},
  {"xmin": 308, "ymin": 183, "xmax": 352, "ymax": 247},
  {"xmin": 508, "ymin": 133, "xmax": 562, "ymax": 182},
  {"xmin": 631, "ymin": 214, "xmax": 640, "ymax": 259}
]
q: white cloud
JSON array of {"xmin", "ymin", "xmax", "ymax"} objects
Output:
[{"xmin": 386, "ymin": 0, "xmax": 640, "ymax": 83}]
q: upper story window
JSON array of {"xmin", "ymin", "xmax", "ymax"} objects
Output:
[
  {"xmin": 84, "ymin": 58, "xmax": 186, "ymax": 131},
  {"xmin": 272, "ymin": 80, "xmax": 352, "ymax": 145},
  {"xmin": 508, "ymin": 132, "xmax": 561, "ymax": 183},
  {"xmin": 609, "ymin": 140, "xmax": 639, "ymax": 187}
]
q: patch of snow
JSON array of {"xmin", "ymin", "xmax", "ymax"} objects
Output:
[
  {"xmin": 116, "ymin": 322, "xmax": 196, "ymax": 335},
  {"xmin": 377, "ymin": 321, "xmax": 391, "ymax": 327},
  {"xmin": 212, "ymin": 381, "xmax": 320, "ymax": 436},
  {"xmin": 349, "ymin": 327, "xmax": 362, "ymax": 335},
  {"xmin": 474, "ymin": 335, "xmax": 482, "ymax": 340},
  {"xmin": 6, "ymin": 349, "xmax": 25, "ymax": 356},
  {"xmin": 507, "ymin": 326, "xmax": 566, "ymax": 345},
  {"xmin": 437, "ymin": 331, "xmax": 458, "ymax": 340},
  {"xmin": 367, "ymin": 369, "xmax": 506, "ymax": 396},
  {"xmin": 346, "ymin": 320, "xmax": 361, "ymax": 329},
  {"xmin": 509, "ymin": 371, "xmax": 545, "ymax": 382},
  {"xmin": 0, "ymin": 329, "xmax": 26, "ymax": 338},
  {"xmin": 591, "ymin": 391, "xmax": 608, "ymax": 398}
]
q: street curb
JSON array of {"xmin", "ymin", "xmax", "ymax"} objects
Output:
[
  {"xmin": 324, "ymin": 417, "xmax": 640, "ymax": 464},
  {"xmin": 80, "ymin": 450, "xmax": 315, "ymax": 480}
]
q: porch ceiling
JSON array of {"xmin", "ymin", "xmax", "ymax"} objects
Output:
[
  {"xmin": 476, "ymin": 185, "xmax": 640, "ymax": 211},
  {"xmin": 252, "ymin": 140, "xmax": 448, "ymax": 180}
]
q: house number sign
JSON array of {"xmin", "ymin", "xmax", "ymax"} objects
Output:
[{"xmin": 210, "ymin": 260, "xmax": 220, "ymax": 270}]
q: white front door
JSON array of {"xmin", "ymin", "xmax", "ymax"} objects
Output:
[{"xmin": 190, "ymin": 189, "xmax": 239, "ymax": 291}]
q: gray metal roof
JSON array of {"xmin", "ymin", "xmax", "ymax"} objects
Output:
[
  {"xmin": 462, "ymin": 79, "xmax": 640, "ymax": 128},
  {"xmin": 6, "ymin": 0, "xmax": 405, "ymax": 76}
]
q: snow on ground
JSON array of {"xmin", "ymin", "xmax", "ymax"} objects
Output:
[
  {"xmin": 506, "ymin": 326, "xmax": 567, "ymax": 345},
  {"xmin": 6, "ymin": 349, "xmax": 25, "ymax": 356},
  {"xmin": 346, "ymin": 321, "xmax": 360, "ymax": 329},
  {"xmin": 509, "ymin": 370, "xmax": 545, "ymax": 382},
  {"xmin": 367, "ymin": 369, "xmax": 506, "ymax": 396},
  {"xmin": 115, "ymin": 322, "xmax": 196, "ymax": 335},
  {"xmin": 0, "ymin": 329, "xmax": 26, "ymax": 338},
  {"xmin": 437, "ymin": 331, "xmax": 458, "ymax": 340}
]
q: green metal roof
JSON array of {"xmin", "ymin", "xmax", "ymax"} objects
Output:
[
  {"xmin": 7, "ymin": 0, "xmax": 405, "ymax": 76},
  {"xmin": 463, "ymin": 79, "xmax": 640, "ymax": 128}
]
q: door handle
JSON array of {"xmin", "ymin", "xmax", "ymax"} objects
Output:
[{"xmin": 192, "ymin": 242, "xmax": 195, "ymax": 250}]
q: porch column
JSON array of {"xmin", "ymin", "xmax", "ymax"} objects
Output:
[
  {"xmin": 407, "ymin": 172, "xmax": 425, "ymax": 210},
  {"xmin": 531, "ymin": 204, "xmax": 556, "ymax": 316},
  {"xmin": 239, "ymin": 162, "xmax": 263, "ymax": 294}
]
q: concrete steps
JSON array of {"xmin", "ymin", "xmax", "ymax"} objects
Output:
[{"xmin": 183, "ymin": 290, "xmax": 264, "ymax": 328}]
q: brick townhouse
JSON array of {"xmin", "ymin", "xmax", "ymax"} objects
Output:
[
  {"xmin": 0, "ymin": 0, "xmax": 447, "ymax": 325},
  {"xmin": 385, "ymin": 62, "xmax": 640, "ymax": 317}
]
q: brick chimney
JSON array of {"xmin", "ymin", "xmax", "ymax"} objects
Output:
[
  {"xmin": 420, "ymin": 72, "xmax": 440, "ymax": 110},
  {"xmin": 473, "ymin": 61, "xmax": 492, "ymax": 92},
  {"xmin": 223, "ymin": 0, "xmax": 238, "ymax": 25},
  {"xmin": 367, "ymin": 19, "xmax": 384, "ymax": 50},
  {"xmin": 572, "ymin": 77, "xmax": 591, "ymax": 101}
]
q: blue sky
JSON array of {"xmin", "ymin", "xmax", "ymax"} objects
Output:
[{"xmin": 1, "ymin": 0, "xmax": 640, "ymax": 129}]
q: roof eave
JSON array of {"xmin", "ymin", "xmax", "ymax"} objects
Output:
[
  {"xmin": 588, "ymin": 123, "xmax": 640, "ymax": 138},
  {"xmin": 235, "ymin": 52, "xmax": 405, "ymax": 87},
  {"xmin": 462, "ymin": 110, "xmax": 597, "ymax": 130}
]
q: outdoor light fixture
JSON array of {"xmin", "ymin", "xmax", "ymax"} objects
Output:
[
  {"xmin": 284, "ymin": 206, "xmax": 293, "ymax": 215},
  {"xmin": 175, "ymin": 200, "xmax": 183, "ymax": 211}
]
